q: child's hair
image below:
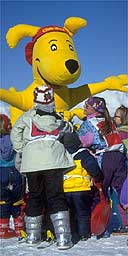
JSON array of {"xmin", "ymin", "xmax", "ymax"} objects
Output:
[
  {"xmin": 115, "ymin": 105, "xmax": 128, "ymax": 125},
  {"xmin": 90, "ymin": 97, "xmax": 113, "ymax": 136},
  {"xmin": 0, "ymin": 114, "xmax": 12, "ymax": 134}
]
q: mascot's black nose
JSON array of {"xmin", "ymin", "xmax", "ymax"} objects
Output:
[{"xmin": 65, "ymin": 59, "xmax": 79, "ymax": 74}]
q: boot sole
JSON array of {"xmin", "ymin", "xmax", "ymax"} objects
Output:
[{"xmin": 57, "ymin": 244, "xmax": 73, "ymax": 250}]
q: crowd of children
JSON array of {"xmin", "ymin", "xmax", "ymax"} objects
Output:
[{"xmin": 0, "ymin": 87, "xmax": 128, "ymax": 250}]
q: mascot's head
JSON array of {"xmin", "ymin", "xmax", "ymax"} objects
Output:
[{"xmin": 6, "ymin": 17, "xmax": 87, "ymax": 86}]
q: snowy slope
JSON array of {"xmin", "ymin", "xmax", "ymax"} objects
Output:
[{"xmin": 0, "ymin": 235, "xmax": 128, "ymax": 256}]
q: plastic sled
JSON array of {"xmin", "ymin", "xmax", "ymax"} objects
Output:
[{"xmin": 91, "ymin": 184, "xmax": 111, "ymax": 236}]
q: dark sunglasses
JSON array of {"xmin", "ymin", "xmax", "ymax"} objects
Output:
[{"xmin": 114, "ymin": 115, "xmax": 121, "ymax": 118}]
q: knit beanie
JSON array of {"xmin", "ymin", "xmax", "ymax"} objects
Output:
[
  {"xmin": 34, "ymin": 85, "xmax": 55, "ymax": 113},
  {"xmin": 86, "ymin": 97, "xmax": 105, "ymax": 114}
]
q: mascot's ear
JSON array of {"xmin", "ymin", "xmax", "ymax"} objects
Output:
[
  {"xmin": 25, "ymin": 42, "xmax": 33, "ymax": 65},
  {"xmin": 64, "ymin": 17, "xmax": 87, "ymax": 36},
  {"xmin": 6, "ymin": 24, "xmax": 40, "ymax": 48}
]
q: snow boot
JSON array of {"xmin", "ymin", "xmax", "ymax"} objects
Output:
[
  {"xmin": 24, "ymin": 215, "xmax": 42, "ymax": 246},
  {"xmin": 50, "ymin": 211, "xmax": 73, "ymax": 250},
  {"xmin": 0, "ymin": 218, "xmax": 16, "ymax": 239}
]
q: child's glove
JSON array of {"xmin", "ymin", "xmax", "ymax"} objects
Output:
[
  {"xmin": 92, "ymin": 171, "xmax": 104, "ymax": 190},
  {"xmin": 93, "ymin": 182, "xmax": 103, "ymax": 191},
  {"xmin": 15, "ymin": 152, "xmax": 22, "ymax": 171}
]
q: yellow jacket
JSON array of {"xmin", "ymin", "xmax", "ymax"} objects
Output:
[{"xmin": 64, "ymin": 159, "xmax": 92, "ymax": 192}]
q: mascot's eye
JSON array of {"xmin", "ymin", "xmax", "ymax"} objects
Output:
[
  {"xmin": 35, "ymin": 58, "xmax": 40, "ymax": 62},
  {"xmin": 69, "ymin": 44, "xmax": 74, "ymax": 51},
  {"xmin": 51, "ymin": 44, "xmax": 57, "ymax": 51}
]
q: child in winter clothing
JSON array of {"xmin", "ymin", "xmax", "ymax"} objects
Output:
[
  {"xmin": 113, "ymin": 105, "xmax": 128, "ymax": 224},
  {"xmin": 11, "ymin": 85, "xmax": 75, "ymax": 249},
  {"xmin": 78, "ymin": 97, "xmax": 127, "ymax": 236},
  {"xmin": 61, "ymin": 132, "xmax": 103, "ymax": 241},
  {"xmin": 78, "ymin": 96, "xmax": 127, "ymax": 198},
  {"xmin": 0, "ymin": 114, "xmax": 25, "ymax": 239},
  {"xmin": 113, "ymin": 105, "xmax": 128, "ymax": 159}
]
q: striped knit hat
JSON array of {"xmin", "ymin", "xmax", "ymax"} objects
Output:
[{"xmin": 34, "ymin": 85, "xmax": 55, "ymax": 113}]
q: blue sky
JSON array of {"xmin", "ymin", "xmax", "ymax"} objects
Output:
[{"xmin": 1, "ymin": 0, "xmax": 127, "ymax": 92}]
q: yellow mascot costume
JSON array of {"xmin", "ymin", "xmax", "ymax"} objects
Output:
[{"xmin": 0, "ymin": 17, "xmax": 128, "ymax": 125}]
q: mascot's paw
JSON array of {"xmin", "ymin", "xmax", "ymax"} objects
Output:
[
  {"xmin": 104, "ymin": 74, "xmax": 128, "ymax": 92},
  {"xmin": 64, "ymin": 108, "xmax": 85, "ymax": 122},
  {"xmin": 72, "ymin": 108, "xmax": 85, "ymax": 120},
  {"xmin": 63, "ymin": 110, "xmax": 73, "ymax": 122}
]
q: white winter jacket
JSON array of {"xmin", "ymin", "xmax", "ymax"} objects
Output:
[{"xmin": 11, "ymin": 109, "xmax": 75, "ymax": 173}]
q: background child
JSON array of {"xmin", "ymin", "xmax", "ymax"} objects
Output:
[
  {"xmin": 0, "ymin": 114, "xmax": 25, "ymax": 239},
  {"xmin": 114, "ymin": 105, "xmax": 128, "ymax": 230},
  {"xmin": 61, "ymin": 132, "xmax": 103, "ymax": 242},
  {"xmin": 113, "ymin": 105, "xmax": 128, "ymax": 160},
  {"xmin": 11, "ymin": 85, "xmax": 75, "ymax": 249}
]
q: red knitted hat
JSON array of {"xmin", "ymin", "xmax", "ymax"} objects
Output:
[
  {"xmin": 0, "ymin": 114, "xmax": 12, "ymax": 133},
  {"xmin": 25, "ymin": 25, "xmax": 70, "ymax": 65}
]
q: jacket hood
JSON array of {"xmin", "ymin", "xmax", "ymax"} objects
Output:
[{"xmin": 30, "ymin": 109, "xmax": 59, "ymax": 132}]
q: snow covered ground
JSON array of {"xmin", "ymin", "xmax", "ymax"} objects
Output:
[{"xmin": 0, "ymin": 234, "xmax": 128, "ymax": 256}]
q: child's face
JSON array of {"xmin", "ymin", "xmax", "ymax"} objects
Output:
[
  {"xmin": 114, "ymin": 110, "xmax": 121, "ymax": 126},
  {"xmin": 83, "ymin": 102, "xmax": 97, "ymax": 116}
]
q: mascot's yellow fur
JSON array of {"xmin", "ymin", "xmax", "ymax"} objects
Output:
[{"xmin": 0, "ymin": 17, "xmax": 128, "ymax": 125}]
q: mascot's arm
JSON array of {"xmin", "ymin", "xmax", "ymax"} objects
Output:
[
  {"xmin": 0, "ymin": 82, "xmax": 37, "ymax": 111},
  {"xmin": 88, "ymin": 74, "xmax": 128, "ymax": 95},
  {"xmin": 68, "ymin": 74, "xmax": 128, "ymax": 108}
]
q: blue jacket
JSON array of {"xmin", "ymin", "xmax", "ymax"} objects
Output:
[{"xmin": 0, "ymin": 134, "xmax": 15, "ymax": 167}]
